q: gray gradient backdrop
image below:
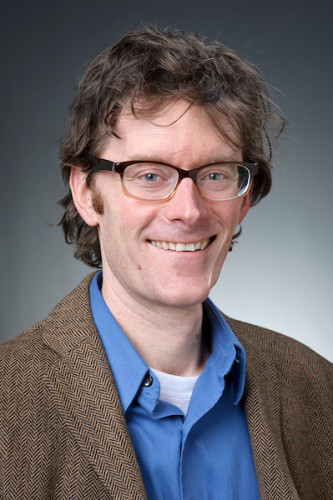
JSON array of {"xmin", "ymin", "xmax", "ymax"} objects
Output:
[{"xmin": 1, "ymin": 0, "xmax": 332, "ymax": 361}]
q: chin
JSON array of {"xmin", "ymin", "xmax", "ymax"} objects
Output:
[{"xmin": 154, "ymin": 285, "xmax": 212, "ymax": 309}]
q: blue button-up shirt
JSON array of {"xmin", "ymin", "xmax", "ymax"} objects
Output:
[{"xmin": 90, "ymin": 272, "xmax": 259, "ymax": 499}]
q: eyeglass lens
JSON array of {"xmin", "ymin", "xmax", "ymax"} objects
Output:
[{"xmin": 122, "ymin": 163, "xmax": 250, "ymax": 201}]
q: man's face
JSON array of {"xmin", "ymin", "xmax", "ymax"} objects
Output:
[{"xmin": 77, "ymin": 102, "xmax": 251, "ymax": 311}]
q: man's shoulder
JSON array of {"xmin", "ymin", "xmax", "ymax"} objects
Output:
[
  {"xmin": 225, "ymin": 314, "xmax": 332, "ymax": 389},
  {"xmin": 227, "ymin": 314, "xmax": 330, "ymax": 362},
  {"xmin": 0, "ymin": 272, "xmax": 97, "ymax": 368}
]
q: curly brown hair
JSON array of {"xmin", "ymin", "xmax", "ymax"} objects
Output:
[{"xmin": 59, "ymin": 24, "xmax": 284, "ymax": 268}]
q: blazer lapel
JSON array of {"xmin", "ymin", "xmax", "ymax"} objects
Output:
[
  {"xmin": 228, "ymin": 317, "xmax": 300, "ymax": 500},
  {"xmin": 43, "ymin": 274, "xmax": 147, "ymax": 499}
]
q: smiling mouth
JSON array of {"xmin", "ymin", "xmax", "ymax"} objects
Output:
[{"xmin": 148, "ymin": 236, "xmax": 216, "ymax": 252}]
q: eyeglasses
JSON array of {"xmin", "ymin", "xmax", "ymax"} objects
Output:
[{"xmin": 89, "ymin": 158, "xmax": 258, "ymax": 201}]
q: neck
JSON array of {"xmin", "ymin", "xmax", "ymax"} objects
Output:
[{"xmin": 101, "ymin": 276, "xmax": 209, "ymax": 377}]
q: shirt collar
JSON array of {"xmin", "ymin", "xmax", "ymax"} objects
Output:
[
  {"xmin": 203, "ymin": 298, "xmax": 246, "ymax": 404},
  {"xmin": 89, "ymin": 272, "xmax": 246, "ymax": 411},
  {"xmin": 89, "ymin": 271, "xmax": 149, "ymax": 412}
]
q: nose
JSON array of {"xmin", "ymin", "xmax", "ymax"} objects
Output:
[{"xmin": 164, "ymin": 178, "xmax": 208, "ymax": 224}]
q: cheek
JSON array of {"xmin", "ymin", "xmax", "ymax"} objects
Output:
[
  {"xmin": 214, "ymin": 202, "xmax": 244, "ymax": 230},
  {"xmin": 98, "ymin": 201, "xmax": 144, "ymax": 252}
]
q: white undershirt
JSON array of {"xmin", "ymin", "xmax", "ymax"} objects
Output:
[{"xmin": 151, "ymin": 368, "xmax": 199, "ymax": 416}]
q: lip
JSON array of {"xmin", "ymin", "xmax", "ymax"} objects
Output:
[{"xmin": 147, "ymin": 236, "xmax": 216, "ymax": 252}]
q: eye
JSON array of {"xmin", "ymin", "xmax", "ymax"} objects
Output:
[
  {"xmin": 199, "ymin": 169, "xmax": 229, "ymax": 182},
  {"xmin": 125, "ymin": 163, "xmax": 174, "ymax": 184},
  {"xmin": 124, "ymin": 163, "xmax": 177, "ymax": 193},
  {"xmin": 199, "ymin": 164, "xmax": 238, "ymax": 183},
  {"xmin": 143, "ymin": 172, "xmax": 161, "ymax": 182},
  {"xmin": 136, "ymin": 169, "xmax": 168, "ymax": 186},
  {"xmin": 207, "ymin": 172, "xmax": 223, "ymax": 181}
]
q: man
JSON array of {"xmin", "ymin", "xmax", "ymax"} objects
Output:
[{"xmin": 0, "ymin": 25, "xmax": 332, "ymax": 499}]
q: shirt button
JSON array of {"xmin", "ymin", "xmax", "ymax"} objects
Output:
[{"xmin": 143, "ymin": 374, "xmax": 153, "ymax": 387}]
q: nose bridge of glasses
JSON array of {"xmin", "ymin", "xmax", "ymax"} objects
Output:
[
  {"xmin": 175, "ymin": 165, "xmax": 200, "ymax": 184},
  {"xmin": 171, "ymin": 168, "xmax": 205, "ymax": 203}
]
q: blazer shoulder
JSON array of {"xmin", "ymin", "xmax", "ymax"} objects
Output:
[
  {"xmin": 227, "ymin": 315, "xmax": 331, "ymax": 364},
  {"xmin": 0, "ymin": 272, "xmax": 97, "ymax": 398},
  {"xmin": 225, "ymin": 315, "xmax": 332, "ymax": 390},
  {"xmin": 0, "ymin": 272, "xmax": 97, "ymax": 360},
  {"xmin": 0, "ymin": 321, "xmax": 48, "ymax": 367},
  {"xmin": 0, "ymin": 322, "xmax": 57, "ymax": 415},
  {"xmin": 225, "ymin": 317, "xmax": 333, "ymax": 498}
]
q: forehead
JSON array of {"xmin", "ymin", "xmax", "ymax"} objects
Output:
[{"xmin": 99, "ymin": 101, "xmax": 242, "ymax": 165}]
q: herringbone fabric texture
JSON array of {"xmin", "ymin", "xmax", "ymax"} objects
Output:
[
  {"xmin": 0, "ymin": 273, "xmax": 332, "ymax": 499},
  {"xmin": 228, "ymin": 316, "xmax": 333, "ymax": 500}
]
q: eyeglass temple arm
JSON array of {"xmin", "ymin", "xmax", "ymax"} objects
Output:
[
  {"xmin": 249, "ymin": 162, "xmax": 259, "ymax": 175},
  {"xmin": 89, "ymin": 158, "xmax": 116, "ymax": 172}
]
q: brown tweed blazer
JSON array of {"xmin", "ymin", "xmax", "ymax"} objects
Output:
[{"xmin": 0, "ymin": 274, "xmax": 332, "ymax": 499}]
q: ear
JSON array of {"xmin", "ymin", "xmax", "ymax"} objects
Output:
[
  {"xmin": 69, "ymin": 167, "xmax": 99, "ymax": 227},
  {"xmin": 237, "ymin": 184, "xmax": 253, "ymax": 224}
]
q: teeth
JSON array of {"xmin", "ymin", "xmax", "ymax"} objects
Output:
[{"xmin": 150, "ymin": 239, "xmax": 211, "ymax": 252}]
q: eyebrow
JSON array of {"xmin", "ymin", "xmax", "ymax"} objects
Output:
[{"xmin": 123, "ymin": 154, "xmax": 243, "ymax": 166}]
